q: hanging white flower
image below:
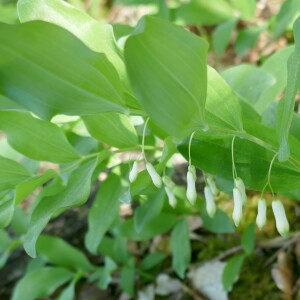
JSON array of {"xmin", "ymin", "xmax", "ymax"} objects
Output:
[
  {"xmin": 234, "ymin": 177, "xmax": 247, "ymax": 205},
  {"xmin": 163, "ymin": 176, "xmax": 177, "ymax": 208},
  {"xmin": 186, "ymin": 165, "xmax": 197, "ymax": 205},
  {"xmin": 204, "ymin": 186, "xmax": 216, "ymax": 218},
  {"xmin": 129, "ymin": 160, "xmax": 139, "ymax": 183},
  {"xmin": 232, "ymin": 187, "xmax": 243, "ymax": 227},
  {"xmin": 272, "ymin": 200, "xmax": 289, "ymax": 237},
  {"xmin": 146, "ymin": 162, "xmax": 162, "ymax": 188},
  {"xmin": 207, "ymin": 176, "xmax": 219, "ymax": 196},
  {"xmin": 256, "ymin": 198, "xmax": 267, "ymax": 230}
]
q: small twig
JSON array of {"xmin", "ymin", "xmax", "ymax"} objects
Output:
[
  {"xmin": 181, "ymin": 282, "xmax": 207, "ymax": 300},
  {"xmin": 211, "ymin": 245, "xmax": 243, "ymax": 262}
]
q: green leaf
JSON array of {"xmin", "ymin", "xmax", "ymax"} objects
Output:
[
  {"xmin": 241, "ymin": 223, "xmax": 255, "ymax": 254},
  {"xmin": 230, "ymin": 0, "xmax": 256, "ymax": 20},
  {"xmin": 0, "ymin": 198, "xmax": 14, "ymax": 228},
  {"xmin": 122, "ymin": 213, "xmax": 178, "ymax": 241},
  {"xmin": 14, "ymin": 169, "xmax": 57, "ymax": 205},
  {"xmin": 97, "ymin": 257, "xmax": 118, "ymax": 290},
  {"xmin": 0, "ymin": 95, "xmax": 25, "ymax": 111},
  {"xmin": 83, "ymin": 113, "xmax": 138, "ymax": 148},
  {"xmin": 120, "ymin": 267, "xmax": 135, "ymax": 296},
  {"xmin": 178, "ymin": 121, "xmax": 300, "ymax": 194},
  {"xmin": 134, "ymin": 189, "xmax": 165, "ymax": 233},
  {"xmin": 140, "ymin": 252, "xmax": 167, "ymax": 270},
  {"xmin": 201, "ymin": 208, "xmax": 235, "ymax": 234},
  {"xmin": 222, "ymin": 254, "xmax": 245, "ymax": 291},
  {"xmin": 0, "ymin": 111, "xmax": 80, "ymax": 163},
  {"xmin": 206, "ymin": 67, "xmax": 243, "ymax": 132},
  {"xmin": 0, "ymin": 155, "xmax": 31, "ymax": 191},
  {"xmin": 175, "ymin": 0, "xmax": 234, "ymax": 25},
  {"xmin": 125, "ymin": 16, "xmax": 208, "ymax": 137},
  {"xmin": 0, "ymin": 21, "xmax": 125, "ymax": 120},
  {"xmin": 37, "ymin": 235, "xmax": 94, "ymax": 272},
  {"xmin": 259, "ymin": 46, "xmax": 294, "ymax": 113},
  {"xmin": 235, "ymin": 26, "xmax": 262, "ymax": 56},
  {"xmin": 278, "ymin": 17, "xmax": 300, "ymax": 162},
  {"xmin": 85, "ymin": 172, "xmax": 125, "ymax": 254},
  {"xmin": 212, "ymin": 18, "xmax": 237, "ymax": 56},
  {"xmin": 222, "ymin": 64, "xmax": 275, "ymax": 110},
  {"xmin": 171, "ymin": 218, "xmax": 191, "ymax": 279},
  {"xmin": 12, "ymin": 267, "xmax": 73, "ymax": 300},
  {"xmin": 273, "ymin": 0, "xmax": 300, "ymax": 38},
  {"xmin": 58, "ymin": 281, "xmax": 75, "ymax": 300},
  {"xmin": 24, "ymin": 157, "xmax": 98, "ymax": 257},
  {"xmin": 17, "ymin": 0, "xmax": 140, "ymax": 111}
]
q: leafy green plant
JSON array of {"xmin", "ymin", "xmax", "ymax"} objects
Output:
[{"xmin": 0, "ymin": 0, "xmax": 300, "ymax": 298}]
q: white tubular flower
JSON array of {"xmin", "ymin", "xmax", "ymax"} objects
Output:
[
  {"xmin": 163, "ymin": 176, "xmax": 177, "ymax": 208},
  {"xmin": 204, "ymin": 186, "xmax": 216, "ymax": 218},
  {"xmin": 256, "ymin": 198, "xmax": 267, "ymax": 230},
  {"xmin": 234, "ymin": 177, "xmax": 247, "ymax": 205},
  {"xmin": 232, "ymin": 187, "xmax": 243, "ymax": 227},
  {"xmin": 165, "ymin": 187, "xmax": 177, "ymax": 208},
  {"xmin": 129, "ymin": 161, "xmax": 139, "ymax": 183},
  {"xmin": 272, "ymin": 200, "xmax": 289, "ymax": 237},
  {"xmin": 186, "ymin": 165, "xmax": 197, "ymax": 205},
  {"xmin": 146, "ymin": 162, "xmax": 162, "ymax": 188},
  {"xmin": 207, "ymin": 176, "xmax": 219, "ymax": 196}
]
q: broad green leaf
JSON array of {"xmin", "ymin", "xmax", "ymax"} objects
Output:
[
  {"xmin": 0, "ymin": 155, "xmax": 31, "ymax": 191},
  {"xmin": 85, "ymin": 172, "xmax": 125, "ymax": 254},
  {"xmin": 278, "ymin": 17, "xmax": 300, "ymax": 162},
  {"xmin": 175, "ymin": 0, "xmax": 233, "ymax": 25},
  {"xmin": 241, "ymin": 223, "xmax": 255, "ymax": 254},
  {"xmin": 222, "ymin": 254, "xmax": 245, "ymax": 291},
  {"xmin": 10, "ymin": 207, "xmax": 29, "ymax": 234},
  {"xmin": 24, "ymin": 157, "xmax": 98, "ymax": 257},
  {"xmin": 140, "ymin": 252, "xmax": 167, "ymax": 270},
  {"xmin": 212, "ymin": 18, "xmax": 237, "ymax": 56},
  {"xmin": 206, "ymin": 67, "xmax": 243, "ymax": 132},
  {"xmin": 273, "ymin": 0, "xmax": 300, "ymax": 38},
  {"xmin": 222, "ymin": 64, "xmax": 275, "ymax": 110},
  {"xmin": 97, "ymin": 257, "xmax": 118, "ymax": 290},
  {"xmin": 0, "ymin": 95, "xmax": 24, "ymax": 111},
  {"xmin": 0, "ymin": 111, "xmax": 80, "ymax": 163},
  {"xmin": 83, "ymin": 112, "xmax": 138, "ymax": 148},
  {"xmin": 0, "ymin": 198, "xmax": 14, "ymax": 228},
  {"xmin": 230, "ymin": 0, "xmax": 256, "ymax": 19},
  {"xmin": 201, "ymin": 208, "xmax": 235, "ymax": 234},
  {"xmin": 14, "ymin": 169, "xmax": 57, "ymax": 205},
  {"xmin": 258, "ymin": 46, "xmax": 294, "ymax": 113},
  {"xmin": 178, "ymin": 120, "xmax": 300, "ymax": 194},
  {"xmin": 171, "ymin": 218, "xmax": 191, "ymax": 279},
  {"xmin": 37, "ymin": 235, "xmax": 94, "ymax": 272},
  {"xmin": 0, "ymin": 3, "xmax": 18, "ymax": 24},
  {"xmin": 12, "ymin": 267, "xmax": 73, "ymax": 300},
  {"xmin": 0, "ymin": 21, "xmax": 125, "ymax": 120},
  {"xmin": 235, "ymin": 26, "xmax": 262, "ymax": 56},
  {"xmin": 121, "ymin": 267, "xmax": 135, "ymax": 296},
  {"xmin": 125, "ymin": 16, "xmax": 208, "ymax": 137},
  {"xmin": 134, "ymin": 189, "xmax": 165, "ymax": 233},
  {"xmin": 17, "ymin": 0, "xmax": 140, "ymax": 111},
  {"xmin": 58, "ymin": 281, "xmax": 75, "ymax": 300},
  {"xmin": 122, "ymin": 213, "xmax": 178, "ymax": 241}
]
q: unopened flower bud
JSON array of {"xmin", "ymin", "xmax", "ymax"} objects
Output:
[
  {"xmin": 146, "ymin": 162, "xmax": 162, "ymax": 188},
  {"xmin": 129, "ymin": 161, "xmax": 139, "ymax": 183},
  {"xmin": 207, "ymin": 176, "xmax": 219, "ymax": 196},
  {"xmin": 204, "ymin": 186, "xmax": 216, "ymax": 217},
  {"xmin": 165, "ymin": 187, "xmax": 177, "ymax": 208},
  {"xmin": 232, "ymin": 187, "xmax": 243, "ymax": 227},
  {"xmin": 163, "ymin": 176, "xmax": 177, "ymax": 208},
  {"xmin": 272, "ymin": 200, "xmax": 289, "ymax": 237},
  {"xmin": 186, "ymin": 165, "xmax": 197, "ymax": 205},
  {"xmin": 234, "ymin": 177, "xmax": 247, "ymax": 205},
  {"xmin": 256, "ymin": 198, "xmax": 267, "ymax": 230}
]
